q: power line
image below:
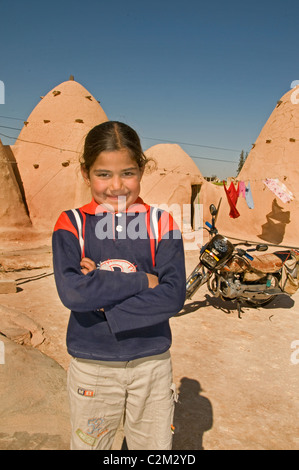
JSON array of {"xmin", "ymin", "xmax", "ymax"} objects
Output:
[
  {"xmin": 141, "ymin": 135, "xmax": 243, "ymax": 153},
  {"xmin": 0, "ymin": 131, "xmax": 79, "ymax": 154},
  {"xmin": 0, "ymin": 115, "xmax": 245, "ymax": 153},
  {"xmin": 0, "ymin": 116, "xmax": 242, "ymax": 164},
  {"xmin": 0, "ymin": 130, "xmax": 239, "ymax": 165},
  {"xmin": 0, "ymin": 133, "xmax": 238, "ymax": 164},
  {"xmin": 0, "ymin": 115, "xmax": 24, "ymax": 121},
  {"xmin": 0, "ymin": 125, "xmax": 22, "ymax": 131},
  {"xmin": 190, "ymin": 155, "xmax": 237, "ymax": 164}
]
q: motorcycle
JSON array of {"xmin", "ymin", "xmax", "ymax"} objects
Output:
[{"xmin": 185, "ymin": 200, "xmax": 299, "ymax": 317}]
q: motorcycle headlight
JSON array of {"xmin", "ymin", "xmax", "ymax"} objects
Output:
[{"xmin": 201, "ymin": 250, "xmax": 218, "ymax": 268}]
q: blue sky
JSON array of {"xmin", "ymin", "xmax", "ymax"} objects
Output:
[{"xmin": 0, "ymin": 0, "xmax": 298, "ymax": 178}]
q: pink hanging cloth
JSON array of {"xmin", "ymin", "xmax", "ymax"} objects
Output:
[
  {"xmin": 263, "ymin": 178, "xmax": 294, "ymax": 203},
  {"xmin": 223, "ymin": 181, "xmax": 240, "ymax": 218},
  {"xmin": 238, "ymin": 181, "xmax": 246, "ymax": 198}
]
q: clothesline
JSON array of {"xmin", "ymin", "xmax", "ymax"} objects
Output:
[
  {"xmin": 236, "ymin": 176, "xmax": 297, "ymax": 202},
  {"xmin": 231, "ymin": 175, "xmax": 289, "ymax": 183},
  {"xmin": 223, "ymin": 176, "xmax": 295, "ymax": 219}
]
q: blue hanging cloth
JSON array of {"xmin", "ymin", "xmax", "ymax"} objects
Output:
[{"xmin": 245, "ymin": 182, "xmax": 254, "ymax": 209}]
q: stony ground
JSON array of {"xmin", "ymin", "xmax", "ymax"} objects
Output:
[{"xmin": 0, "ymin": 242, "xmax": 299, "ymax": 450}]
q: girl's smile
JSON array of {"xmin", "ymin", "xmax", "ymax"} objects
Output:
[{"xmin": 81, "ymin": 148, "xmax": 143, "ymax": 211}]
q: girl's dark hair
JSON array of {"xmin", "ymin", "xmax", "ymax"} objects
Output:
[{"xmin": 81, "ymin": 121, "xmax": 149, "ymax": 173}]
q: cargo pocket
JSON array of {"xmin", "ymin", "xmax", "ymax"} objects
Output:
[
  {"xmin": 154, "ymin": 383, "xmax": 178, "ymax": 450},
  {"xmin": 67, "ymin": 358, "xmax": 125, "ymax": 450}
]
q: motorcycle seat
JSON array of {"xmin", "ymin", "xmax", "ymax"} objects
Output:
[
  {"xmin": 249, "ymin": 253, "xmax": 284, "ymax": 273},
  {"xmin": 224, "ymin": 253, "xmax": 283, "ymax": 274}
]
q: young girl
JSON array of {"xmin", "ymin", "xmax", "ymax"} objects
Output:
[{"xmin": 52, "ymin": 121, "xmax": 186, "ymax": 450}]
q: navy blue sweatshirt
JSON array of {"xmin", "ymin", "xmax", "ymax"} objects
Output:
[{"xmin": 52, "ymin": 197, "xmax": 186, "ymax": 361}]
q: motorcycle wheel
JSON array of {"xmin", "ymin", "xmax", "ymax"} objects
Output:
[
  {"xmin": 245, "ymin": 275, "xmax": 278, "ymax": 307},
  {"xmin": 245, "ymin": 295, "xmax": 277, "ymax": 307}
]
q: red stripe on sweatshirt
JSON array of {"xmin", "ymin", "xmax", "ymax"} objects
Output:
[
  {"xmin": 54, "ymin": 212, "xmax": 78, "ymax": 239},
  {"xmin": 158, "ymin": 211, "xmax": 178, "ymax": 242}
]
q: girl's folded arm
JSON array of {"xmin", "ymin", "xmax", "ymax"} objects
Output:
[
  {"xmin": 104, "ymin": 237, "xmax": 186, "ymax": 333},
  {"xmin": 52, "ymin": 229, "xmax": 148, "ymax": 312}
]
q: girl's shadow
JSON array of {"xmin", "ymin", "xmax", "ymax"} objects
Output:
[{"xmin": 172, "ymin": 377, "xmax": 213, "ymax": 450}]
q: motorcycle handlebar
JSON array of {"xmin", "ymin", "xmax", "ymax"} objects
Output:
[
  {"xmin": 236, "ymin": 248, "xmax": 254, "ymax": 261},
  {"xmin": 204, "ymin": 220, "xmax": 255, "ymax": 261},
  {"xmin": 205, "ymin": 221, "xmax": 218, "ymax": 235},
  {"xmin": 243, "ymin": 252, "xmax": 254, "ymax": 261}
]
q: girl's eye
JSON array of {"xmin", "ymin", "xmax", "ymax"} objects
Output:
[
  {"xmin": 94, "ymin": 170, "xmax": 138, "ymax": 178},
  {"xmin": 123, "ymin": 170, "xmax": 137, "ymax": 177}
]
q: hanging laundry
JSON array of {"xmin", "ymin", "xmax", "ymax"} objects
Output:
[
  {"xmin": 238, "ymin": 181, "xmax": 246, "ymax": 198},
  {"xmin": 245, "ymin": 181, "xmax": 254, "ymax": 209},
  {"xmin": 263, "ymin": 178, "xmax": 294, "ymax": 203},
  {"xmin": 223, "ymin": 181, "xmax": 240, "ymax": 218},
  {"xmin": 279, "ymin": 181, "xmax": 294, "ymax": 202}
]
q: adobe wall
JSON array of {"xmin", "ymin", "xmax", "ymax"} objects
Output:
[
  {"xmin": 12, "ymin": 79, "xmax": 108, "ymax": 231},
  {"xmin": 0, "ymin": 140, "xmax": 31, "ymax": 230},
  {"xmin": 200, "ymin": 86, "xmax": 299, "ymax": 248}
]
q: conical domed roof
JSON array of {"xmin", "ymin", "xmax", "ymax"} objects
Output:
[
  {"xmin": 141, "ymin": 143, "xmax": 203, "ymax": 205},
  {"xmin": 13, "ymin": 78, "xmax": 108, "ymax": 229},
  {"xmin": 239, "ymin": 85, "xmax": 299, "ymax": 184},
  {"xmin": 213, "ymin": 86, "xmax": 299, "ymax": 246},
  {"xmin": 140, "ymin": 144, "xmax": 204, "ymax": 232}
]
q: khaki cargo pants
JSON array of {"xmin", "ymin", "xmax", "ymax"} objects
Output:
[{"xmin": 67, "ymin": 350, "xmax": 177, "ymax": 450}]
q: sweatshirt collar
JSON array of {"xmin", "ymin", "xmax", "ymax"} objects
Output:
[{"xmin": 80, "ymin": 197, "xmax": 150, "ymax": 215}]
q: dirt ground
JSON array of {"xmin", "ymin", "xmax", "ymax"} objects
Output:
[{"xmin": 1, "ymin": 239, "xmax": 299, "ymax": 450}]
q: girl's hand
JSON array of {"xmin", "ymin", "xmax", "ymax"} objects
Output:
[
  {"xmin": 80, "ymin": 258, "xmax": 159, "ymax": 291},
  {"xmin": 146, "ymin": 273, "xmax": 159, "ymax": 289},
  {"xmin": 80, "ymin": 257, "xmax": 97, "ymax": 275}
]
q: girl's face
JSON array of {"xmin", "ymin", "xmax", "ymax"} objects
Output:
[{"xmin": 81, "ymin": 148, "xmax": 143, "ymax": 211}]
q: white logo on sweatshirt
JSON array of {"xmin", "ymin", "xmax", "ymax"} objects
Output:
[{"xmin": 98, "ymin": 259, "xmax": 137, "ymax": 273}]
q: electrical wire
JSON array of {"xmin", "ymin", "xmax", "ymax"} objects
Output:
[
  {"xmin": 0, "ymin": 116, "xmax": 246, "ymax": 159},
  {"xmin": 190, "ymin": 155, "xmax": 237, "ymax": 163},
  {"xmin": 0, "ymin": 130, "xmax": 239, "ymax": 164},
  {"xmin": 0, "ymin": 115, "xmax": 245, "ymax": 153},
  {"xmin": 141, "ymin": 135, "xmax": 243, "ymax": 152},
  {"xmin": 0, "ymin": 115, "xmax": 24, "ymax": 121},
  {"xmin": 0, "ymin": 131, "xmax": 80, "ymax": 154},
  {"xmin": 0, "ymin": 125, "xmax": 22, "ymax": 131},
  {"xmin": 0, "ymin": 115, "xmax": 244, "ymax": 167}
]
